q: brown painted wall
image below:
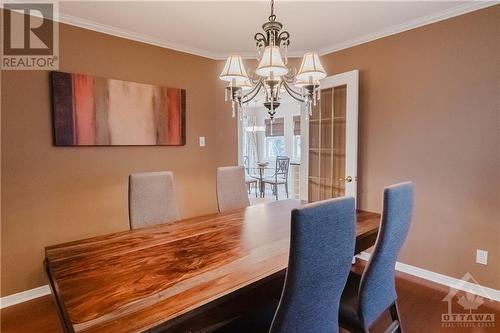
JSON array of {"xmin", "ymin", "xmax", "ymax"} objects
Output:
[
  {"xmin": 217, "ymin": 6, "xmax": 500, "ymax": 289},
  {"xmin": 1, "ymin": 6, "xmax": 499, "ymax": 296},
  {"xmin": 1, "ymin": 23, "xmax": 219, "ymax": 296},
  {"xmin": 215, "ymin": 59, "xmax": 260, "ymax": 167},
  {"xmin": 215, "ymin": 77, "xmax": 238, "ymax": 167},
  {"xmin": 321, "ymin": 6, "xmax": 500, "ymax": 289}
]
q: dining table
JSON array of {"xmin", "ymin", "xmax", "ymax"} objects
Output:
[
  {"xmin": 250, "ymin": 162, "xmax": 273, "ymax": 197},
  {"xmin": 45, "ymin": 199, "xmax": 380, "ymax": 333}
]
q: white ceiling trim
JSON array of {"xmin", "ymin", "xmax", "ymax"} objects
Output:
[
  {"xmin": 50, "ymin": 1, "xmax": 498, "ymax": 60},
  {"xmin": 316, "ymin": 1, "xmax": 498, "ymax": 56},
  {"xmin": 56, "ymin": 11, "xmax": 223, "ymax": 59}
]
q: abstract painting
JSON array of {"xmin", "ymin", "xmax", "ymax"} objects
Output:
[{"xmin": 51, "ymin": 71, "xmax": 186, "ymax": 146}]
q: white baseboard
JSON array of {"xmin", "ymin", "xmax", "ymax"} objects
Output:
[
  {"xmin": 0, "ymin": 285, "xmax": 51, "ymax": 309},
  {"xmin": 356, "ymin": 252, "xmax": 500, "ymax": 302}
]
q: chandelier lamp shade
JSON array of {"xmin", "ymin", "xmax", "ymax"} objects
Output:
[
  {"xmin": 219, "ymin": 55, "xmax": 249, "ymax": 83},
  {"xmin": 256, "ymin": 46, "xmax": 288, "ymax": 77},
  {"xmin": 296, "ymin": 52, "xmax": 326, "ymax": 81},
  {"xmin": 219, "ymin": 0, "xmax": 327, "ymax": 119}
]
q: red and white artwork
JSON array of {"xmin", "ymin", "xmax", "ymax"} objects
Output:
[{"xmin": 51, "ymin": 71, "xmax": 186, "ymax": 146}]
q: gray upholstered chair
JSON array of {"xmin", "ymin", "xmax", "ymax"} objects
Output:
[
  {"xmin": 128, "ymin": 171, "xmax": 180, "ymax": 230},
  {"xmin": 339, "ymin": 182, "xmax": 414, "ymax": 333},
  {"xmin": 215, "ymin": 197, "xmax": 356, "ymax": 333},
  {"xmin": 262, "ymin": 156, "xmax": 290, "ymax": 200},
  {"xmin": 216, "ymin": 166, "xmax": 250, "ymax": 213}
]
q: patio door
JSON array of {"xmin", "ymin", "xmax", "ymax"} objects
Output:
[{"xmin": 300, "ymin": 70, "xmax": 358, "ymax": 204}]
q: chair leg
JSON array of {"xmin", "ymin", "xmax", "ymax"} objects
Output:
[
  {"xmin": 247, "ymin": 184, "xmax": 251, "ymax": 194},
  {"xmin": 285, "ymin": 182, "xmax": 289, "ymax": 198},
  {"xmin": 275, "ymin": 184, "xmax": 278, "ymax": 200},
  {"xmin": 388, "ymin": 301, "xmax": 403, "ymax": 333},
  {"xmin": 254, "ymin": 182, "xmax": 258, "ymax": 197}
]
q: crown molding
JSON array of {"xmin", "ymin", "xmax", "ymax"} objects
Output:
[
  {"xmin": 4, "ymin": 2, "xmax": 499, "ymax": 60},
  {"xmin": 56, "ymin": 12, "xmax": 223, "ymax": 60},
  {"xmin": 316, "ymin": 1, "xmax": 499, "ymax": 56}
]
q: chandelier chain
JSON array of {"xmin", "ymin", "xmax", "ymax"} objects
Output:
[{"xmin": 270, "ymin": 0, "xmax": 275, "ymax": 20}]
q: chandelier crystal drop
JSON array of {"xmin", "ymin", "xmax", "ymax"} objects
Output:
[{"xmin": 219, "ymin": 0, "xmax": 327, "ymax": 119}]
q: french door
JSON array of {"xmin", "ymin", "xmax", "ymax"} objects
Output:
[{"xmin": 300, "ymin": 70, "xmax": 359, "ymax": 204}]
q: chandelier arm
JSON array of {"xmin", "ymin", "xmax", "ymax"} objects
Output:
[
  {"xmin": 282, "ymin": 82, "xmax": 306, "ymax": 102},
  {"xmin": 254, "ymin": 32, "xmax": 267, "ymax": 47},
  {"xmin": 241, "ymin": 79, "xmax": 262, "ymax": 98},
  {"xmin": 277, "ymin": 31, "xmax": 290, "ymax": 46},
  {"xmin": 282, "ymin": 81, "xmax": 306, "ymax": 99},
  {"xmin": 247, "ymin": 69, "xmax": 260, "ymax": 84},
  {"xmin": 282, "ymin": 74, "xmax": 295, "ymax": 83},
  {"xmin": 277, "ymin": 80, "xmax": 285, "ymax": 100},
  {"xmin": 241, "ymin": 81, "xmax": 264, "ymax": 103},
  {"xmin": 282, "ymin": 67, "xmax": 297, "ymax": 82},
  {"xmin": 249, "ymin": 77, "xmax": 260, "ymax": 85}
]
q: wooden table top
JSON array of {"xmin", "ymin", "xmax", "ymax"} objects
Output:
[{"xmin": 45, "ymin": 199, "xmax": 380, "ymax": 333}]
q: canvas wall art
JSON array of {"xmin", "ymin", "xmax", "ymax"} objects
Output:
[{"xmin": 51, "ymin": 71, "xmax": 186, "ymax": 146}]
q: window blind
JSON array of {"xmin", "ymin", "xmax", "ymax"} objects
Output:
[
  {"xmin": 265, "ymin": 117, "xmax": 285, "ymax": 137},
  {"xmin": 293, "ymin": 116, "xmax": 301, "ymax": 135}
]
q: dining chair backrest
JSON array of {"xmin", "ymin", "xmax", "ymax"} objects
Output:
[
  {"xmin": 216, "ymin": 166, "xmax": 250, "ymax": 213},
  {"xmin": 243, "ymin": 155, "xmax": 250, "ymax": 174},
  {"xmin": 358, "ymin": 182, "xmax": 414, "ymax": 328},
  {"xmin": 128, "ymin": 171, "xmax": 180, "ymax": 230},
  {"xmin": 275, "ymin": 156, "xmax": 290, "ymax": 181},
  {"xmin": 270, "ymin": 197, "xmax": 356, "ymax": 333}
]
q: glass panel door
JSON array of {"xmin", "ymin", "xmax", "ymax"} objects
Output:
[
  {"xmin": 332, "ymin": 85, "xmax": 347, "ymax": 198},
  {"xmin": 308, "ymin": 92, "xmax": 321, "ymax": 202},
  {"xmin": 305, "ymin": 70, "xmax": 358, "ymax": 203},
  {"xmin": 319, "ymin": 87, "xmax": 333, "ymax": 201}
]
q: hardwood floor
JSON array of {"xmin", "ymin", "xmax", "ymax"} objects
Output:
[
  {"xmin": 248, "ymin": 186, "xmax": 290, "ymax": 205},
  {"xmin": 347, "ymin": 262, "xmax": 499, "ymax": 333},
  {"xmin": 0, "ymin": 294, "xmax": 62, "ymax": 333},
  {"xmin": 1, "ymin": 260, "xmax": 498, "ymax": 333}
]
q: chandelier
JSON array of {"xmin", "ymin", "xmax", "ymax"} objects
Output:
[{"xmin": 219, "ymin": 0, "xmax": 327, "ymax": 119}]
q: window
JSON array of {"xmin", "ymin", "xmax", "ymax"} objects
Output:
[
  {"xmin": 293, "ymin": 135, "xmax": 301, "ymax": 160},
  {"xmin": 265, "ymin": 117, "xmax": 285, "ymax": 161},
  {"xmin": 241, "ymin": 116, "xmax": 261, "ymax": 168},
  {"xmin": 266, "ymin": 136, "xmax": 285, "ymax": 160},
  {"xmin": 293, "ymin": 115, "xmax": 301, "ymax": 161}
]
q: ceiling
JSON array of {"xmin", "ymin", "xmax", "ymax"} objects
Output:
[{"xmin": 56, "ymin": 1, "xmax": 495, "ymax": 59}]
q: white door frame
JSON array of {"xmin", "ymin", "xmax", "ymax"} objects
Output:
[
  {"xmin": 300, "ymin": 69, "xmax": 359, "ymax": 203},
  {"xmin": 237, "ymin": 110, "xmax": 242, "ymax": 166},
  {"xmin": 299, "ymin": 103, "xmax": 309, "ymax": 201}
]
